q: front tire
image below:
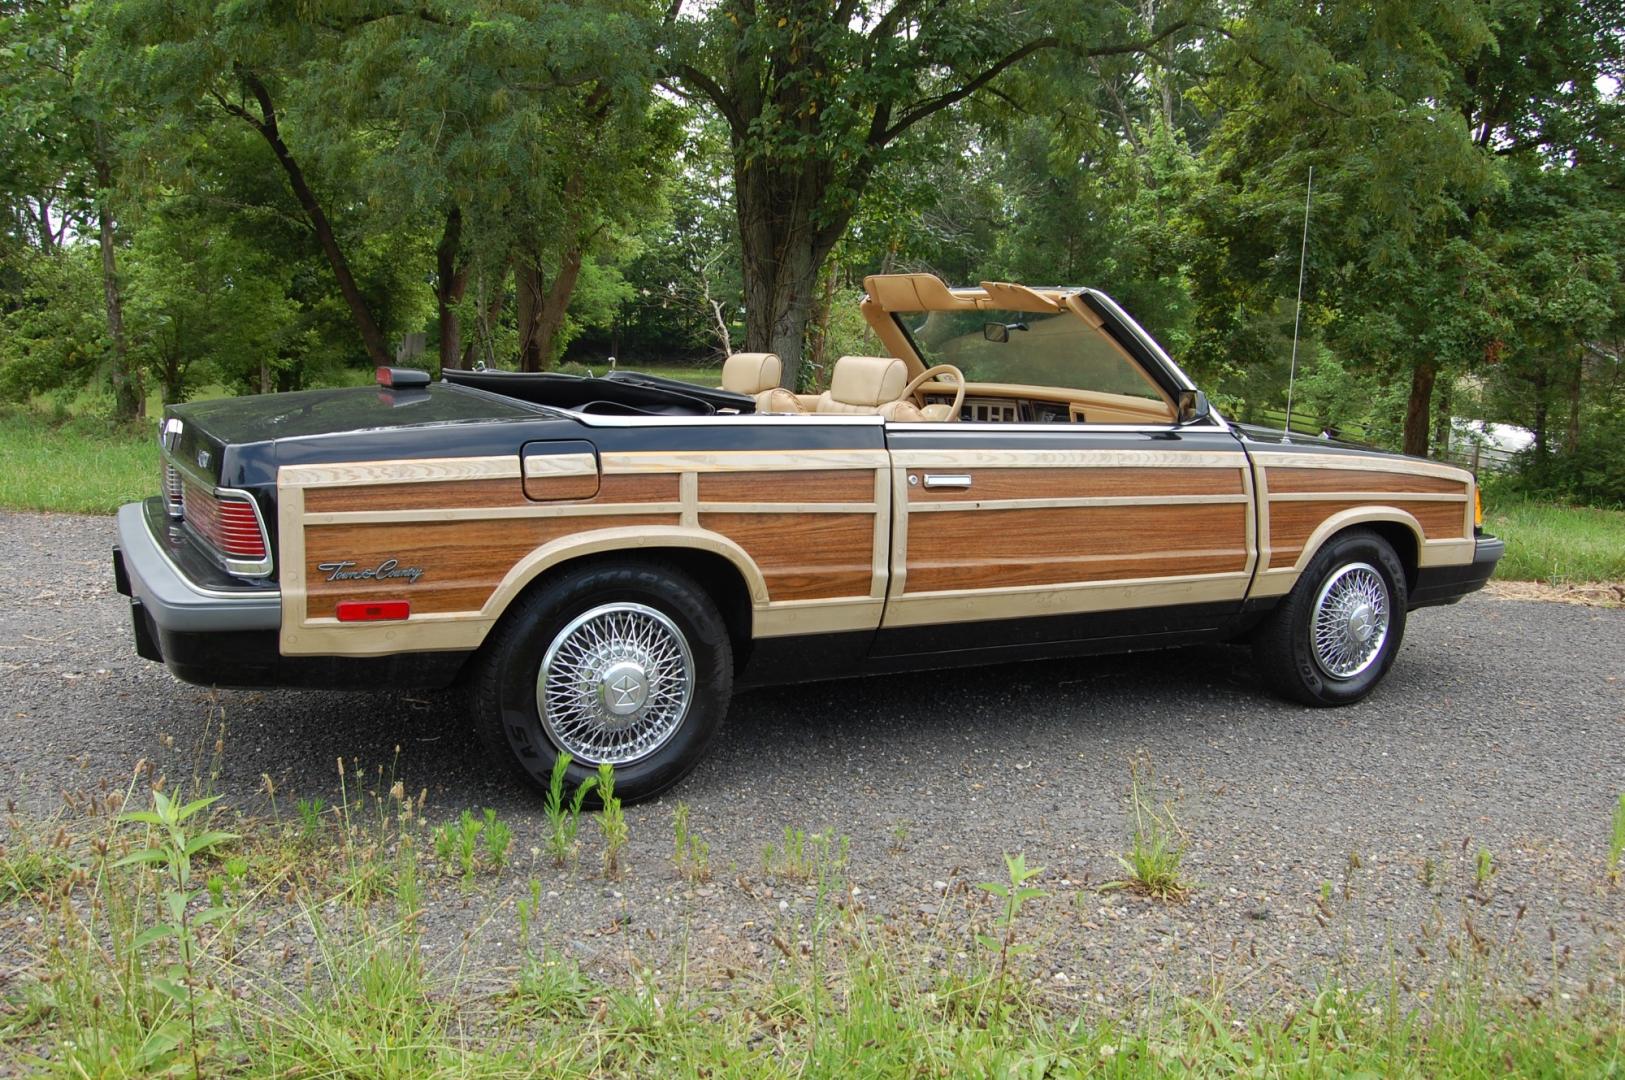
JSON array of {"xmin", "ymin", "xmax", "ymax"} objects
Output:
[
  {"xmin": 472, "ymin": 560, "xmax": 733, "ymax": 803},
  {"xmin": 1252, "ymin": 529, "xmax": 1408, "ymax": 706}
]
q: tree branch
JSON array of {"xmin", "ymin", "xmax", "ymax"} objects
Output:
[
  {"xmin": 671, "ymin": 63, "xmax": 745, "ymax": 135},
  {"xmin": 880, "ymin": 37, "xmax": 1057, "ymax": 144}
]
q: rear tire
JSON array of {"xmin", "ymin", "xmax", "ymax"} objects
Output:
[
  {"xmin": 472, "ymin": 560, "xmax": 732, "ymax": 803},
  {"xmin": 1252, "ymin": 529, "xmax": 1408, "ymax": 706}
]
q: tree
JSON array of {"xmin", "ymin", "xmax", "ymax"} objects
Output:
[
  {"xmin": 1186, "ymin": 0, "xmax": 1623, "ymax": 456},
  {"xmin": 662, "ymin": 0, "xmax": 1194, "ymax": 386},
  {"xmin": 2, "ymin": 0, "xmax": 145, "ymax": 418}
]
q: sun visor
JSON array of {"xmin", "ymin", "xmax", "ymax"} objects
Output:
[
  {"xmin": 862, "ymin": 273, "xmax": 980, "ymax": 312},
  {"xmin": 979, "ymin": 281, "xmax": 1063, "ymax": 312}
]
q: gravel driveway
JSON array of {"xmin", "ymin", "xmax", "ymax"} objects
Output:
[{"xmin": 3, "ymin": 509, "xmax": 1622, "ymax": 1008}]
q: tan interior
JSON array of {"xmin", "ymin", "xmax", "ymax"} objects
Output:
[
  {"xmin": 721, "ymin": 352, "xmax": 783, "ymax": 396},
  {"xmin": 916, "ymin": 381, "xmax": 1174, "ymax": 424}
]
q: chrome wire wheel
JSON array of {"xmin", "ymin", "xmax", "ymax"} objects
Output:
[
  {"xmin": 537, "ymin": 602, "xmax": 695, "ymax": 765},
  {"xmin": 1309, "ymin": 562, "xmax": 1391, "ymax": 680}
]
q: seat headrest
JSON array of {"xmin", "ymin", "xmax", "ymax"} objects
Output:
[
  {"xmin": 829, "ymin": 355, "xmax": 907, "ymax": 407},
  {"xmin": 721, "ymin": 352, "xmax": 783, "ymax": 396}
]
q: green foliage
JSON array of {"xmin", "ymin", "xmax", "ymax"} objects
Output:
[
  {"xmin": 1610, "ymin": 793, "xmax": 1625, "ymax": 885},
  {"xmin": 762, "ymin": 826, "xmax": 849, "ymax": 886},
  {"xmin": 429, "ymin": 807, "xmax": 513, "ymax": 886},
  {"xmin": 975, "ymin": 853, "xmax": 1046, "ymax": 1014},
  {"xmin": 596, "ymin": 763, "xmax": 628, "ymax": 880},
  {"xmin": 0, "ymin": 249, "xmax": 107, "ymax": 403},
  {"xmin": 295, "ymin": 797, "xmax": 326, "ymax": 845},
  {"xmin": 1104, "ymin": 758, "xmax": 1189, "ymax": 901},
  {"xmin": 481, "ymin": 808, "xmax": 513, "ymax": 872},
  {"xmin": 671, "ymin": 801, "xmax": 711, "ymax": 883},
  {"xmin": 1482, "ymin": 498, "xmax": 1625, "ymax": 584},
  {"xmin": 0, "ymin": 407, "xmax": 153, "ymax": 513},
  {"xmin": 113, "ymin": 790, "xmax": 238, "ymax": 1076},
  {"xmin": 541, "ymin": 753, "xmax": 597, "ymax": 869}
]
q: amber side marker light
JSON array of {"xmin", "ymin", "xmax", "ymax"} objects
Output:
[
  {"xmin": 1474, "ymin": 487, "xmax": 1484, "ymax": 529},
  {"xmin": 335, "ymin": 600, "xmax": 411, "ymax": 622}
]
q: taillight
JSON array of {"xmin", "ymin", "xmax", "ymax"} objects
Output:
[
  {"xmin": 215, "ymin": 496, "xmax": 268, "ymax": 558},
  {"xmin": 180, "ymin": 477, "xmax": 272, "ymax": 575}
]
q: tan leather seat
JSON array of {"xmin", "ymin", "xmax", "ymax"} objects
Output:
[
  {"xmin": 815, "ymin": 355, "xmax": 925, "ymax": 421},
  {"xmin": 721, "ymin": 352, "xmax": 782, "ymax": 396},
  {"xmin": 720, "ymin": 352, "xmax": 819, "ymax": 414}
]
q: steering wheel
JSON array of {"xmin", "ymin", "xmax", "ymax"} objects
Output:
[{"xmin": 901, "ymin": 363, "xmax": 966, "ymax": 422}]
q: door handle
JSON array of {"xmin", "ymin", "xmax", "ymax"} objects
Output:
[{"xmin": 922, "ymin": 473, "xmax": 972, "ymax": 489}]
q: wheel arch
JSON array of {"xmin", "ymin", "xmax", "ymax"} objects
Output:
[
  {"xmin": 1294, "ymin": 508, "xmax": 1421, "ymax": 594},
  {"xmin": 482, "ymin": 526, "xmax": 764, "ymax": 667}
]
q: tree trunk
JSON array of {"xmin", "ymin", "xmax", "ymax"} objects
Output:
[
  {"xmin": 435, "ymin": 206, "xmax": 469, "ymax": 374},
  {"xmin": 805, "ymin": 259, "xmax": 840, "ymax": 386},
  {"xmin": 534, "ymin": 245, "xmax": 584, "ymax": 368},
  {"xmin": 92, "ymin": 136, "xmax": 142, "ymax": 422},
  {"xmin": 734, "ymin": 157, "xmax": 847, "ymax": 391},
  {"xmin": 1402, "ymin": 360, "xmax": 1437, "ymax": 458},
  {"xmin": 230, "ymin": 70, "xmax": 391, "ymax": 366},
  {"xmin": 1530, "ymin": 368, "xmax": 1549, "ymax": 460},
  {"xmin": 1563, "ymin": 348, "xmax": 1583, "ymax": 454},
  {"xmin": 514, "ymin": 257, "xmax": 545, "ymax": 373},
  {"xmin": 1433, "ymin": 377, "xmax": 1453, "ymax": 455},
  {"xmin": 460, "ymin": 267, "xmax": 507, "ymax": 368}
]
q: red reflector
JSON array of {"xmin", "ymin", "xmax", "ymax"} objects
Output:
[
  {"xmin": 335, "ymin": 600, "xmax": 411, "ymax": 622},
  {"xmin": 375, "ymin": 365, "xmax": 394, "ymax": 387}
]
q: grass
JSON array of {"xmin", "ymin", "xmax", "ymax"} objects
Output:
[
  {"xmin": 3, "ymin": 776, "xmax": 1624, "ymax": 1077},
  {"xmin": 0, "ymin": 407, "xmax": 156, "ymax": 513},
  {"xmin": 1484, "ymin": 497, "xmax": 1625, "ymax": 584},
  {"xmin": 1105, "ymin": 759, "xmax": 1190, "ymax": 901}
]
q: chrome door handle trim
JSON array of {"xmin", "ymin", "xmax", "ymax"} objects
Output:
[{"xmin": 922, "ymin": 473, "xmax": 972, "ymax": 489}]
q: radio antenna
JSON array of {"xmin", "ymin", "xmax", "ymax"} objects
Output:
[{"xmin": 1284, "ymin": 166, "xmax": 1313, "ymax": 440}]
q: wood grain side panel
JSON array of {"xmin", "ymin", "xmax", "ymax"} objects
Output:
[
  {"xmin": 1266, "ymin": 468, "xmax": 1466, "ymax": 495},
  {"xmin": 907, "ymin": 466, "xmax": 1246, "ymax": 502},
  {"xmin": 1267, "ymin": 500, "xmax": 1467, "ymax": 568},
  {"xmin": 698, "ymin": 512, "xmax": 874, "ymax": 600},
  {"xmin": 699, "ymin": 470, "xmax": 873, "ymax": 503},
  {"xmin": 592, "ymin": 473, "xmax": 681, "ymax": 503},
  {"xmin": 904, "ymin": 504, "xmax": 1249, "ymax": 592},
  {"xmin": 303, "ymin": 514, "xmax": 680, "ymax": 617},
  {"xmin": 304, "ymin": 478, "xmax": 529, "ymax": 513},
  {"xmin": 522, "ymin": 472, "xmax": 601, "ymax": 501}
]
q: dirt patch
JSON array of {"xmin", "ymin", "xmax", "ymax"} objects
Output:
[{"xmin": 1484, "ymin": 579, "xmax": 1625, "ymax": 607}]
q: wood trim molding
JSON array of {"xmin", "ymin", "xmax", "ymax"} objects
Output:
[
  {"xmin": 883, "ymin": 571, "xmax": 1253, "ymax": 628},
  {"xmin": 1251, "ymin": 451, "xmax": 1472, "ymax": 482}
]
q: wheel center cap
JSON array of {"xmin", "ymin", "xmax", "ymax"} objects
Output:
[
  {"xmin": 598, "ymin": 661, "xmax": 648, "ymax": 717},
  {"xmin": 1347, "ymin": 603, "xmax": 1374, "ymax": 643}
]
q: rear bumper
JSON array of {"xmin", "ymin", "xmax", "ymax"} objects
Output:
[
  {"xmin": 1409, "ymin": 534, "xmax": 1505, "ymax": 609},
  {"xmin": 115, "ymin": 500, "xmax": 281, "ymax": 633},
  {"xmin": 115, "ymin": 498, "xmax": 469, "ymax": 690}
]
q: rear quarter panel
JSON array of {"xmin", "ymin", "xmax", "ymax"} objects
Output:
[{"xmin": 275, "ymin": 418, "xmax": 891, "ymax": 657}]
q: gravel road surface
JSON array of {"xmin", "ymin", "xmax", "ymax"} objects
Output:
[{"xmin": 3, "ymin": 509, "xmax": 1622, "ymax": 1008}]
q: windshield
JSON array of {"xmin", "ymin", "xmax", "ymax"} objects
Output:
[{"xmin": 900, "ymin": 308, "xmax": 1165, "ymax": 401}]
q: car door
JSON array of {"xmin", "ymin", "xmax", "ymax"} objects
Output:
[{"xmin": 873, "ymin": 421, "xmax": 1257, "ymax": 660}]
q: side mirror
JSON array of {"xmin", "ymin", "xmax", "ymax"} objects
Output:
[
  {"xmin": 983, "ymin": 322, "xmax": 1009, "ymax": 343},
  {"xmin": 1177, "ymin": 389, "xmax": 1211, "ymax": 424}
]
